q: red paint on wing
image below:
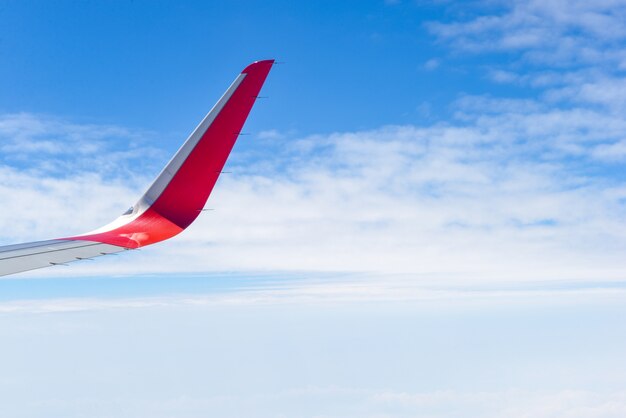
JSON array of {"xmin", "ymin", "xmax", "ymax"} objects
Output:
[
  {"xmin": 152, "ymin": 59, "xmax": 274, "ymax": 230},
  {"xmin": 67, "ymin": 60, "xmax": 274, "ymax": 249},
  {"xmin": 77, "ymin": 208, "xmax": 184, "ymax": 249}
]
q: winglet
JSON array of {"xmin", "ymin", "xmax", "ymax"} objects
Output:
[{"xmin": 65, "ymin": 60, "xmax": 275, "ymax": 249}]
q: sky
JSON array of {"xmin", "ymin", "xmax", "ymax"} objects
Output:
[{"xmin": 2, "ymin": 1, "xmax": 626, "ymax": 417}]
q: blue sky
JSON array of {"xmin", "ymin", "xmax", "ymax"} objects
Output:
[
  {"xmin": 0, "ymin": 0, "xmax": 517, "ymax": 135},
  {"xmin": 3, "ymin": 1, "xmax": 626, "ymax": 417}
]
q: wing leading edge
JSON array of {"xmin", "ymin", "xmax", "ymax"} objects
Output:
[{"xmin": 0, "ymin": 60, "xmax": 274, "ymax": 277}]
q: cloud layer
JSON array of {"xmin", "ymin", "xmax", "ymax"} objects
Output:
[{"xmin": 3, "ymin": 106, "xmax": 626, "ymax": 284}]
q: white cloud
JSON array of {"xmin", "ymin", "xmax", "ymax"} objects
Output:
[
  {"xmin": 1, "ymin": 277, "xmax": 625, "ymax": 314},
  {"xmin": 3, "ymin": 107, "xmax": 626, "ymax": 285},
  {"xmin": 488, "ymin": 69, "xmax": 519, "ymax": 83},
  {"xmin": 0, "ymin": 113, "xmax": 163, "ymax": 178},
  {"xmin": 424, "ymin": 58, "xmax": 440, "ymax": 70},
  {"xmin": 428, "ymin": 1, "xmax": 626, "ymax": 57},
  {"xmin": 78, "ymin": 389, "xmax": 626, "ymax": 417},
  {"xmin": 427, "ymin": 0, "xmax": 626, "ymax": 117},
  {"xmin": 369, "ymin": 389, "xmax": 626, "ymax": 418},
  {"xmin": 257, "ymin": 129, "xmax": 285, "ymax": 140},
  {"xmin": 0, "ymin": 114, "xmax": 162, "ymax": 243}
]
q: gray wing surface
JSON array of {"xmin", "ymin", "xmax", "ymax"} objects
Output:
[{"xmin": 0, "ymin": 240, "xmax": 127, "ymax": 277}]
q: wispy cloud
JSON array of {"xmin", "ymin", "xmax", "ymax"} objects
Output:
[
  {"xmin": 3, "ymin": 108, "xmax": 626, "ymax": 284},
  {"xmin": 427, "ymin": 1, "xmax": 626, "ymax": 117},
  {"xmin": 0, "ymin": 113, "xmax": 163, "ymax": 177},
  {"xmin": 2, "ymin": 275, "xmax": 626, "ymax": 314},
  {"xmin": 369, "ymin": 389, "xmax": 626, "ymax": 418},
  {"xmin": 0, "ymin": 114, "xmax": 162, "ymax": 241},
  {"xmin": 428, "ymin": 1, "xmax": 626, "ymax": 62},
  {"xmin": 423, "ymin": 58, "xmax": 440, "ymax": 70}
]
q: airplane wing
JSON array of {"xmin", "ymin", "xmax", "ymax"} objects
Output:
[{"xmin": 0, "ymin": 59, "xmax": 275, "ymax": 277}]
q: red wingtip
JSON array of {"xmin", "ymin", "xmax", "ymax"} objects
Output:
[{"xmin": 242, "ymin": 59, "xmax": 275, "ymax": 74}]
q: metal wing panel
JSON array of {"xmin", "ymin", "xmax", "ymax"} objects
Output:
[{"xmin": 0, "ymin": 240, "xmax": 127, "ymax": 277}]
